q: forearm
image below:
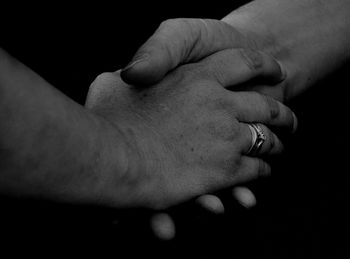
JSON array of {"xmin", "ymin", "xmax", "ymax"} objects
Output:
[
  {"xmin": 0, "ymin": 48, "xmax": 123, "ymax": 205},
  {"xmin": 222, "ymin": 0, "xmax": 350, "ymax": 100}
]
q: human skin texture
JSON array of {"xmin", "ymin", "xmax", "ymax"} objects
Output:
[
  {"xmin": 119, "ymin": 0, "xmax": 350, "ymax": 238},
  {"xmin": 0, "ymin": 43, "xmax": 297, "ymax": 210},
  {"xmin": 122, "ymin": 1, "xmax": 350, "ymax": 103}
]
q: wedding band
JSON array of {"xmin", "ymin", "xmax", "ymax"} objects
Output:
[{"xmin": 247, "ymin": 123, "xmax": 266, "ymax": 155}]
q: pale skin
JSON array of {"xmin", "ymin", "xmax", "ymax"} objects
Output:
[
  {"xmin": 85, "ymin": 48, "xmax": 293, "ymax": 239},
  {"xmin": 85, "ymin": 49, "xmax": 295, "ymax": 209},
  {"xmin": 2, "ymin": 0, "xmax": 350, "ymax": 241},
  {"xmin": 0, "ymin": 47, "xmax": 295, "ymax": 210},
  {"xmin": 120, "ymin": 0, "xmax": 350, "ymax": 239}
]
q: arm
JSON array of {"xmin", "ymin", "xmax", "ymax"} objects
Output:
[
  {"xmin": 222, "ymin": 0, "xmax": 350, "ymax": 99},
  {"xmin": 0, "ymin": 46, "xmax": 296, "ymax": 209},
  {"xmin": 121, "ymin": 0, "xmax": 350, "ymax": 101},
  {"xmin": 0, "ymin": 48, "xmax": 127, "ymax": 205},
  {"xmin": 119, "ymin": 0, "xmax": 350, "ymax": 238}
]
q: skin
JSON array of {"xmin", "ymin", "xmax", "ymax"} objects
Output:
[
  {"xmin": 0, "ymin": 47, "xmax": 296, "ymax": 210},
  {"xmin": 123, "ymin": 0, "xmax": 350, "ymax": 101},
  {"xmin": 87, "ymin": 47, "xmax": 295, "ymax": 238},
  {"xmin": 0, "ymin": 48, "xmax": 121, "ymax": 205},
  {"xmin": 6, "ymin": 0, "xmax": 347, "ymax": 238},
  {"xmin": 86, "ymin": 55, "xmax": 296, "ymax": 209},
  {"xmin": 118, "ymin": 18, "xmax": 291, "ymax": 238},
  {"xmin": 121, "ymin": 18, "xmax": 288, "ymax": 101},
  {"xmin": 121, "ymin": 0, "xmax": 350, "ymax": 239}
]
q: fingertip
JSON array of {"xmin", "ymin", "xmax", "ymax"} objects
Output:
[
  {"xmin": 120, "ymin": 56, "xmax": 165, "ymax": 86},
  {"xmin": 233, "ymin": 187, "xmax": 256, "ymax": 209},
  {"xmin": 150, "ymin": 213, "xmax": 176, "ymax": 241},
  {"xmin": 196, "ymin": 194, "xmax": 225, "ymax": 214},
  {"xmin": 121, "ymin": 54, "xmax": 152, "ymax": 85},
  {"xmin": 123, "ymin": 53, "xmax": 150, "ymax": 73}
]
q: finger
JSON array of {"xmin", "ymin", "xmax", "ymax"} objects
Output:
[
  {"xmin": 196, "ymin": 194, "xmax": 225, "ymax": 214},
  {"xmin": 150, "ymin": 213, "xmax": 176, "ymax": 240},
  {"xmin": 239, "ymin": 122, "xmax": 284, "ymax": 156},
  {"xmin": 232, "ymin": 187, "xmax": 257, "ymax": 209},
  {"xmin": 85, "ymin": 71, "xmax": 122, "ymax": 109},
  {"xmin": 121, "ymin": 18, "xmax": 247, "ymax": 85},
  {"xmin": 234, "ymin": 156, "xmax": 271, "ymax": 183},
  {"xmin": 229, "ymin": 91, "xmax": 298, "ymax": 132},
  {"xmin": 198, "ymin": 48, "xmax": 285, "ymax": 87}
]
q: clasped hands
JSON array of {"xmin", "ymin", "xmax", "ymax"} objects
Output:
[{"xmin": 85, "ymin": 19, "xmax": 297, "ymax": 238}]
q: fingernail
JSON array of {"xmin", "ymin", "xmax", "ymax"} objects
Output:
[{"xmin": 122, "ymin": 54, "xmax": 149, "ymax": 72}]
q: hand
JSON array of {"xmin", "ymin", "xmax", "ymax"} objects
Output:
[
  {"xmin": 121, "ymin": 18, "xmax": 288, "ymax": 102},
  {"xmin": 87, "ymin": 67, "xmax": 295, "ymax": 208},
  {"xmin": 86, "ymin": 49, "xmax": 296, "ymax": 240},
  {"xmin": 119, "ymin": 1, "xmax": 350, "ymax": 239},
  {"xmin": 119, "ymin": 18, "xmax": 294, "ymax": 239},
  {"xmin": 150, "ymin": 187, "xmax": 257, "ymax": 240}
]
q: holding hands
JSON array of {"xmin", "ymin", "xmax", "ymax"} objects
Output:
[
  {"xmin": 2, "ymin": 0, "xmax": 350, "ymax": 245},
  {"xmin": 86, "ymin": 18, "xmax": 297, "ymax": 238}
]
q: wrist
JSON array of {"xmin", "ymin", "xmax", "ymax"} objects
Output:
[
  {"xmin": 94, "ymin": 117, "xmax": 156, "ymax": 209},
  {"xmin": 222, "ymin": 0, "xmax": 350, "ymax": 100},
  {"xmin": 89, "ymin": 117, "xmax": 134, "ymax": 208}
]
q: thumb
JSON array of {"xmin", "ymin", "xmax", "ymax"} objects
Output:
[{"xmin": 121, "ymin": 18, "xmax": 247, "ymax": 86}]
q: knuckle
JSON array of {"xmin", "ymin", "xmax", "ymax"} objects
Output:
[
  {"xmin": 159, "ymin": 18, "xmax": 186, "ymax": 31},
  {"xmin": 206, "ymin": 114, "xmax": 240, "ymax": 142},
  {"xmin": 93, "ymin": 72, "xmax": 116, "ymax": 85},
  {"xmin": 222, "ymin": 117, "xmax": 240, "ymax": 140},
  {"xmin": 200, "ymin": 96, "xmax": 241, "ymax": 142},
  {"xmin": 212, "ymin": 148, "xmax": 241, "ymax": 175},
  {"xmin": 159, "ymin": 19, "xmax": 174, "ymax": 29},
  {"xmin": 88, "ymin": 72, "xmax": 117, "ymax": 96},
  {"xmin": 238, "ymin": 48, "xmax": 264, "ymax": 73}
]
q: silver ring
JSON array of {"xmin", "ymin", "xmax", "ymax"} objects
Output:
[{"xmin": 247, "ymin": 123, "xmax": 266, "ymax": 155}]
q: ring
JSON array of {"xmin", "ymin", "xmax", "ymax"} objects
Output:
[{"xmin": 247, "ymin": 123, "xmax": 266, "ymax": 155}]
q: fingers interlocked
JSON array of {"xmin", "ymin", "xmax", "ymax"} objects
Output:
[{"xmin": 118, "ymin": 18, "xmax": 298, "ymax": 240}]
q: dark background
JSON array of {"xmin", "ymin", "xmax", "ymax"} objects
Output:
[{"xmin": 1, "ymin": 1, "xmax": 349, "ymax": 258}]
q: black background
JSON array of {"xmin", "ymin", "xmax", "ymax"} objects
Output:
[{"xmin": 1, "ymin": 1, "xmax": 349, "ymax": 258}]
